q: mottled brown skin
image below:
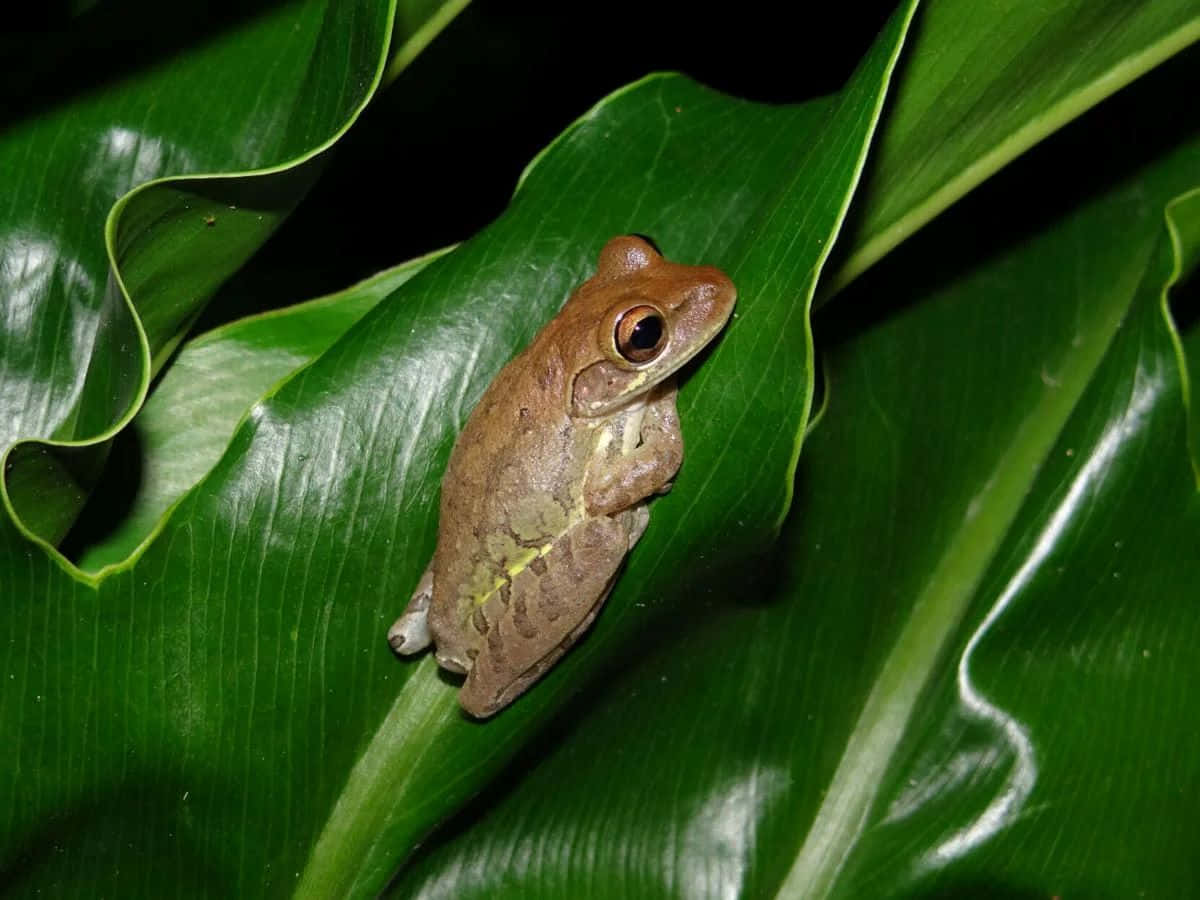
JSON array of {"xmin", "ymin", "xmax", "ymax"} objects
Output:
[{"xmin": 388, "ymin": 236, "xmax": 736, "ymax": 717}]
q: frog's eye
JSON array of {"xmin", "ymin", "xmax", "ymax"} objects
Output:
[{"xmin": 615, "ymin": 305, "xmax": 667, "ymax": 363}]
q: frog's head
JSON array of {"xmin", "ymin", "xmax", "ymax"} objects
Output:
[{"xmin": 565, "ymin": 235, "xmax": 736, "ymax": 418}]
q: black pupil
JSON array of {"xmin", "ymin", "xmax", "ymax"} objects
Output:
[{"xmin": 630, "ymin": 315, "xmax": 663, "ymax": 349}]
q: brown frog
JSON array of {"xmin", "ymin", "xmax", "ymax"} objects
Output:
[{"xmin": 388, "ymin": 235, "xmax": 736, "ymax": 717}]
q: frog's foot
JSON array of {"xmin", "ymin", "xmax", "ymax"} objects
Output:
[
  {"xmin": 434, "ymin": 646, "xmax": 470, "ymax": 675},
  {"xmin": 388, "ymin": 565, "xmax": 433, "ymax": 655}
]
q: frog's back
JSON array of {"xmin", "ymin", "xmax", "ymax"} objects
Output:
[{"xmin": 429, "ymin": 340, "xmax": 590, "ymax": 641}]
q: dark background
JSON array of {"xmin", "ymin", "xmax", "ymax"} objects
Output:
[{"xmin": 198, "ymin": 1, "xmax": 899, "ymax": 329}]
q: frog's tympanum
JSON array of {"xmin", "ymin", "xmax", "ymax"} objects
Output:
[{"xmin": 388, "ymin": 236, "xmax": 736, "ymax": 717}]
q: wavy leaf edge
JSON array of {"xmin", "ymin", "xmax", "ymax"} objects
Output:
[{"xmin": 0, "ymin": 0, "xmax": 420, "ymax": 581}]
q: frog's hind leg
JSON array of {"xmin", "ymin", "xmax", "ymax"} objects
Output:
[
  {"xmin": 387, "ymin": 563, "xmax": 434, "ymax": 655},
  {"xmin": 458, "ymin": 515, "xmax": 629, "ymax": 718}
]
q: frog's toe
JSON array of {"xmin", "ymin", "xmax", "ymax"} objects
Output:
[
  {"xmin": 434, "ymin": 647, "xmax": 470, "ymax": 675},
  {"xmin": 389, "ymin": 564, "xmax": 435, "ymax": 654},
  {"xmin": 387, "ymin": 610, "xmax": 430, "ymax": 654}
]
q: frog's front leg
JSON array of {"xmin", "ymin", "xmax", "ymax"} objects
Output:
[
  {"xmin": 459, "ymin": 514, "xmax": 630, "ymax": 718},
  {"xmin": 387, "ymin": 563, "xmax": 434, "ymax": 655},
  {"xmin": 585, "ymin": 385, "xmax": 683, "ymax": 516}
]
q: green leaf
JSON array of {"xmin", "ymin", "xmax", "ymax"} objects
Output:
[
  {"xmin": 7, "ymin": 1, "xmax": 1200, "ymax": 896},
  {"xmin": 1167, "ymin": 189, "xmax": 1200, "ymax": 482},
  {"xmin": 387, "ymin": 64, "xmax": 1200, "ymax": 899},
  {"xmin": 75, "ymin": 250, "xmax": 447, "ymax": 573},
  {"xmin": 301, "ymin": 10, "xmax": 921, "ymax": 897},
  {"xmin": 0, "ymin": 4, "xmax": 917, "ymax": 895},
  {"xmin": 387, "ymin": 0, "xmax": 474, "ymax": 86},
  {"xmin": 0, "ymin": 0, "xmax": 465, "ymax": 545},
  {"xmin": 1, "ymin": 0, "xmax": 387, "ymax": 445},
  {"xmin": 830, "ymin": 0, "xmax": 1200, "ymax": 290}
]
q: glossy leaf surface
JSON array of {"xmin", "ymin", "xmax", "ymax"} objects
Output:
[
  {"xmin": 75, "ymin": 252, "xmax": 446, "ymax": 572},
  {"xmin": 390, "ymin": 59, "xmax": 1200, "ymax": 899},
  {"xmin": 0, "ymin": 4, "xmax": 916, "ymax": 896},
  {"xmin": 831, "ymin": 0, "xmax": 1200, "ymax": 288},
  {"xmin": 4, "ymin": 1, "xmax": 1200, "ymax": 897},
  {"xmin": 0, "ymin": 0, "xmax": 460, "ymax": 545},
  {"xmin": 76, "ymin": 0, "xmax": 1200, "ymax": 566}
]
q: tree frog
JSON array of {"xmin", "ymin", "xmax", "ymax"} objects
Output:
[{"xmin": 388, "ymin": 235, "xmax": 736, "ymax": 717}]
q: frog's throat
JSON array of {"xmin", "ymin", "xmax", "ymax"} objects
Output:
[{"xmin": 472, "ymin": 541, "xmax": 555, "ymax": 608}]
